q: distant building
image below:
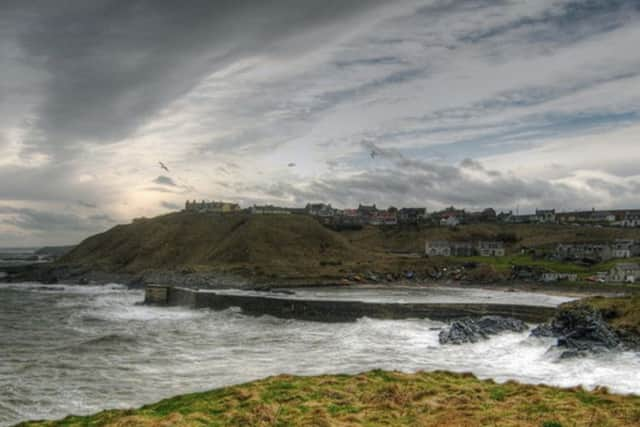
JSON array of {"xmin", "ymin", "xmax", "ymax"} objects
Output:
[
  {"xmin": 555, "ymin": 243, "xmax": 613, "ymax": 262},
  {"xmin": 357, "ymin": 204, "xmax": 378, "ymax": 221},
  {"xmin": 425, "ymin": 240, "xmax": 452, "ymax": 257},
  {"xmin": 305, "ymin": 203, "xmax": 335, "ymax": 217},
  {"xmin": 609, "ymin": 263, "xmax": 640, "ymax": 283},
  {"xmin": 535, "ymin": 209, "xmax": 556, "ymax": 223},
  {"xmin": 367, "ymin": 210, "xmax": 394, "ymax": 226},
  {"xmin": 476, "ymin": 241, "xmax": 505, "ymax": 257},
  {"xmin": 184, "ymin": 200, "xmax": 240, "ymax": 214},
  {"xmin": 424, "ymin": 240, "xmax": 475, "ymax": 257},
  {"xmin": 250, "ymin": 205, "xmax": 291, "ymax": 215},
  {"xmin": 541, "ymin": 272, "xmax": 578, "ymax": 283},
  {"xmin": 620, "ymin": 213, "xmax": 640, "ymax": 228},
  {"xmin": 468, "ymin": 208, "xmax": 497, "ymax": 223},
  {"xmin": 398, "ymin": 208, "xmax": 427, "ymax": 224},
  {"xmin": 612, "ymin": 240, "xmax": 640, "ymax": 259}
]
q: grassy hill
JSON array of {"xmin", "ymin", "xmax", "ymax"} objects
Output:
[
  {"xmin": 58, "ymin": 212, "xmax": 640, "ymax": 283},
  {"xmin": 18, "ymin": 370, "xmax": 640, "ymax": 427},
  {"xmin": 60, "ymin": 212, "xmax": 369, "ymax": 278}
]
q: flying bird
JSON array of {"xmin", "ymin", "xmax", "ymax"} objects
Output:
[
  {"xmin": 288, "ymin": 162, "xmax": 296, "ymax": 167},
  {"xmin": 370, "ymin": 150, "xmax": 378, "ymax": 159},
  {"xmin": 159, "ymin": 161, "xmax": 170, "ymax": 172}
]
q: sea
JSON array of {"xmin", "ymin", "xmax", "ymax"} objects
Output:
[{"xmin": 1, "ymin": 282, "xmax": 640, "ymax": 426}]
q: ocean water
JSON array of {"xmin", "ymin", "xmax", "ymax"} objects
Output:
[{"xmin": 1, "ymin": 283, "xmax": 639, "ymax": 426}]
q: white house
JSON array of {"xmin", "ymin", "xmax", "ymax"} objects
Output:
[
  {"xmin": 425, "ymin": 241, "xmax": 452, "ymax": 257},
  {"xmin": 440, "ymin": 216, "xmax": 460, "ymax": 227},
  {"xmin": 476, "ymin": 241, "xmax": 505, "ymax": 257},
  {"xmin": 609, "ymin": 263, "xmax": 640, "ymax": 283}
]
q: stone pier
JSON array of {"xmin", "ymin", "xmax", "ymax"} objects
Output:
[{"xmin": 145, "ymin": 285, "xmax": 557, "ymax": 323}]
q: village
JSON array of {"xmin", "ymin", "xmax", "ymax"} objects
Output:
[{"xmin": 183, "ymin": 200, "xmax": 640, "ymax": 284}]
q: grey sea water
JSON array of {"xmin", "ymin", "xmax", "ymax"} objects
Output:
[{"xmin": 1, "ymin": 283, "xmax": 639, "ymax": 426}]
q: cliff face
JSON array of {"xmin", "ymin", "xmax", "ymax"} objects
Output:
[{"xmin": 59, "ymin": 212, "xmax": 365, "ymax": 275}]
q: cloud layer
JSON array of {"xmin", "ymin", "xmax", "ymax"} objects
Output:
[{"xmin": 1, "ymin": 0, "xmax": 640, "ymax": 245}]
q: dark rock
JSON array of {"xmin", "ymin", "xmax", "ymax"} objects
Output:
[
  {"xmin": 439, "ymin": 316, "xmax": 529, "ymax": 345},
  {"xmin": 531, "ymin": 305, "xmax": 621, "ymax": 357},
  {"xmin": 530, "ymin": 324, "xmax": 555, "ymax": 338}
]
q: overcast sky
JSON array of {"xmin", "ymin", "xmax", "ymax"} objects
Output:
[{"xmin": 1, "ymin": 0, "xmax": 640, "ymax": 246}]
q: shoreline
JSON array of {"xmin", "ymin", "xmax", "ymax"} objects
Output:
[{"xmin": 2, "ymin": 262, "xmax": 639, "ymax": 298}]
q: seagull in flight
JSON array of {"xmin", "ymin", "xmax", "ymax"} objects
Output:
[
  {"xmin": 159, "ymin": 161, "xmax": 170, "ymax": 172},
  {"xmin": 370, "ymin": 150, "xmax": 378, "ymax": 159},
  {"xmin": 288, "ymin": 162, "xmax": 296, "ymax": 167}
]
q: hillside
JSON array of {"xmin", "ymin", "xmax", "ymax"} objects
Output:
[
  {"xmin": 56, "ymin": 213, "xmax": 640, "ymax": 284},
  {"xmin": 60, "ymin": 212, "xmax": 368, "ymax": 277},
  {"xmin": 18, "ymin": 370, "xmax": 640, "ymax": 427}
]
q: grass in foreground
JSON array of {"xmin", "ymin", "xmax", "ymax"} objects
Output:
[{"xmin": 18, "ymin": 371, "xmax": 640, "ymax": 427}]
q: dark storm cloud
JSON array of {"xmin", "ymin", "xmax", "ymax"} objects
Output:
[
  {"xmin": 6, "ymin": 0, "xmax": 387, "ymax": 157},
  {"xmin": 458, "ymin": 0, "xmax": 639, "ymax": 44},
  {"xmin": 152, "ymin": 175, "xmax": 177, "ymax": 187},
  {"xmin": 76, "ymin": 200, "xmax": 98, "ymax": 209}
]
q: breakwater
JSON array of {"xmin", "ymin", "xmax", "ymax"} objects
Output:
[{"xmin": 145, "ymin": 285, "xmax": 557, "ymax": 323}]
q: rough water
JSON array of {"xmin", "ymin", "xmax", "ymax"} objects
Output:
[{"xmin": 1, "ymin": 283, "xmax": 639, "ymax": 426}]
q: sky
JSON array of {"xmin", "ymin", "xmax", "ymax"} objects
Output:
[{"xmin": 1, "ymin": 0, "xmax": 640, "ymax": 246}]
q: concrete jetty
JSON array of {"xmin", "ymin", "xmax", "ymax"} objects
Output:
[{"xmin": 145, "ymin": 285, "xmax": 558, "ymax": 323}]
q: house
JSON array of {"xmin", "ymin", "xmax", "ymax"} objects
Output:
[
  {"xmin": 450, "ymin": 241, "xmax": 475, "ymax": 256},
  {"xmin": 398, "ymin": 208, "xmax": 427, "ymax": 224},
  {"xmin": 184, "ymin": 200, "xmax": 240, "ymax": 214},
  {"xmin": 620, "ymin": 213, "xmax": 640, "ymax": 228},
  {"xmin": 425, "ymin": 241, "xmax": 451, "ymax": 257},
  {"xmin": 305, "ymin": 203, "xmax": 335, "ymax": 217},
  {"xmin": 609, "ymin": 263, "xmax": 640, "ymax": 283},
  {"xmin": 535, "ymin": 209, "xmax": 556, "ymax": 223},
  {"xmin": 440, "ymin": 215, "xmax": 460, "ymax": 227},
  {"xmin": 476, "ymin": 241, "xmax": 505, "ymax": 257},
  {"xmin": 612, "ymin": 240, "xmax": 640, "ymax": 258},
  {"xmin": 250, "ymin": 205, "xmax": 291, "ymax": 215},
  {"xmin": 439, "ymin": 207, "xmax": 465, "ymax": 226},
  {"xmin": 357, "ymin": 204, "xmax": 378, "ymax": 222},
  {"xmin": 370, "ymin": 210, "xmax": 398, "ymax": 226},
  {"xmin": 541, "ymin": 272, "xmax": 578, "ymax": 283},
  {"xmin": 555, "ymin": 243, "xmax": 613, "ymax": 262},
  {"xmin": 467, "ymin": 208, "xmax": 497, "ymax": 223},
  {"xmin": 425, "ymin": 240, "xmax": 475, "ymax": 257}
]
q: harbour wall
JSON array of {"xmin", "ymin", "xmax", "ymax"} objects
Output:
[{"xmin": 145, "ymin": 285, "xmax": 557, "ymax": 323}]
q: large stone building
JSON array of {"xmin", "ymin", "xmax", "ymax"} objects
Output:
[
  {"xmin": 555, "ymin": 243, "xmax": 614, "ymax": 262},
  {"xmin": 184, "ymin": 200, "xmax": 240, "ymax": 214}
]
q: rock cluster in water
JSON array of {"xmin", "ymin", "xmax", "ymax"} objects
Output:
[
  {"xmin": 439, "ymin": 316, "xmax": 529, "ymax": 345},
  {"xmin": 531, "ymin": 305, "xmax": 621, "ymax": 358}
]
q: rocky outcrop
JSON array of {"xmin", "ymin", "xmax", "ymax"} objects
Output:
[
  {"xmin": 531, "ymin": 305, "xmax": 622, "ymax": 358},
  {"xmin": 439, "ymin": 316, "xmax": 529, "ymax": 345}
]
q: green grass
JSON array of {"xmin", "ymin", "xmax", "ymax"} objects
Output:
[{"xmin": 17, "ymin": 371, "xmax": 640, "ymax": 427}]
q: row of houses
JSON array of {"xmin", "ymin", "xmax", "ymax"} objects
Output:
[
  {"xmin": 184, "ymin": 201, "xmax": 640, "ymax": 229},
  {"xmin": 499, "ymin": 209, "xmax": 640, "ymax": 227},
  {"xmin": 542, "ymin": 263, "xmax": 640, "ymax": 284},
  {"xmin": 425, "ymin": 240, "xmax": 506, "ymax": 257},
  {"xmin": 555, "ymin": 240, "xmax": 640, "ymax": 262}
]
